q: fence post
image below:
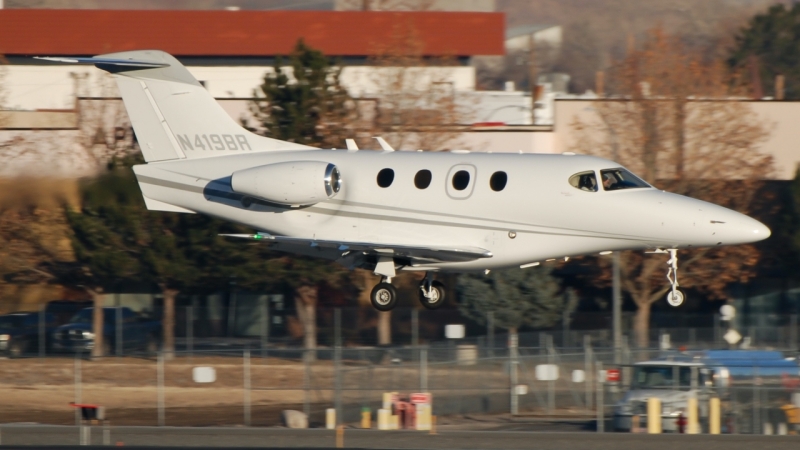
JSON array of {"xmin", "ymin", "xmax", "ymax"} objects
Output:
[
  {"xmin": 596, "ymin": 361, "xmax": 604, "ymax": 433},
  {"xmin": 244, "ymin": 349, "xmax": 251, "ymax": 426},
  {"xmin": 547, "ymin": 334, "xmax": 555, "ymax": 415},
  {"xmin": 116, "ymin": 301, "xmax": 122, "ymax": 357},
  {"xmin": 791, "ymin": 314, "xmax": 798, "ymax": 350},
  {"xmin": 74, "ymin": 352, "xmax": 82, "ymax": 426},
  {"xmin": 157, "ymin": 351, "xmax": 165, "ymax": 426},
  {"xmin": 260, "ymin": 298, "xmax": 269, "ymax": 358},
  {"xmin": 487, "ymin": 312, "xmax": 495, "ymax": 359},
  {"xmin": 412, "ymin": 308, "xmax": 419, "ymax": 349},
  {"xmin": 509, "ymin": 331, "xmax": 519, "ymax": 415},
  {"xmin": 187, "ymin": 306, "xmax": 193, "ymax": 359},
  {"xmin": 420, "ymin": 347, "xmax": 428, "ymax": 392},
  {"xmin": 39, "ymin": 304, "xmax": 45, "ymax": 358},
  {"xmin": 584, "ymin": 335, "xmax": 593, "ymax": 411},
  {"xmin": 303, "ymin": 348, "xmax": 311, "ymax": 419},
  {"xmin": 334, "ymin": 308, "xmax": 342, "ymax": 426}
]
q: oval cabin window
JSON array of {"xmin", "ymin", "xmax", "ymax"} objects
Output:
[
  {"xmin": 451, "ymin": 170, "xmax": 471, "ymax": 191},
  {"xmin": 415, "ymin": 170, "xmax": 432, "ymax": 189},
  {"xmin": 377, "ymin": 168, "xmax": 395, "ymax": 188},
  {"xmin": 490, "ymin": 171, "xmax": 508, "ymax": 191}
]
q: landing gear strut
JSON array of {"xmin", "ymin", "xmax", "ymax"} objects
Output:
[
  {"xmin": 663, "ymin": 249, "xmax": 685, "ymax": 307},
  {"xmin": 419, "ymin": 272, "xmax": 446, "ymax": 310},
  {"xmin": 370, "ymin": 277, "xmax": 397, "ymax": 312}
]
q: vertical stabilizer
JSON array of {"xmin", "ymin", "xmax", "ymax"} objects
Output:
[{"xmin": 66, "ymin": 50, "xmax": 315, "ymax": 162}]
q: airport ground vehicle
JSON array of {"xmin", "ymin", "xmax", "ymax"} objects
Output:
[
  {"xmin": 0, "ymin": 312, "xmax": 56, "ymax": 358},
  {"xmin": 613, "ymin": 351, "xmax": 800, "ymax": 432},
  {"xmin": 52, "ymin": 307, "xmax": 160, "ymax": 355}
]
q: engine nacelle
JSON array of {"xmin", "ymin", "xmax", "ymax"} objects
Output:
[{"xmin": 231, "ymin": 161, "xmax": 341, "ymax": 206}]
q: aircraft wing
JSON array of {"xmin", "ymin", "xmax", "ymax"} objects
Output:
[{"xmin": 220, "ymin": 233, "xmax": 492, "ymax": 264}]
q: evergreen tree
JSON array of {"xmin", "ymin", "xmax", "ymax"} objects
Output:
[
  {"xmin": 729, "ymin": 4, "xmax": 800, "ymax": 99},
  {"xmin": 251, "ymin": 39, "xmax": 353, "ymax": 354},
  {"xmin": 456, "ymin": 266, "xmax": 566, "ymax": 334},
  {"xmin": 253, "ymin": 39, "xmax": 354, "ymax": 148}
]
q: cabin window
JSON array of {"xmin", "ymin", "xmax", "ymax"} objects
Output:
[
  {"xmin": 414, "ymin": 170, "xmax": 432, "ymax": 189},
  {"xmin": 600, "ymin": 168, "xmax": 650, "ymax": 191},
  {"xmin": 377, "ymin": 168, "xmax": 395, "ymax": 188},
  {"xmin": 452, "ymin": 170, "xmax": 471, "ymax": 191},
  {"xmin": 568, "ymin": 171, "xmax": 598, "ymax": 192},
  {"xmin": 490, "ymin": 171, "xmax": 508, "ymax": 191}
]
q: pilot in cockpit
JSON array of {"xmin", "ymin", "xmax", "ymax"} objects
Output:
[
  {"xmin": 579, "ymin": 173, "xmax": 597, "ymax": 191},
  {"xmin": 602, "ymin": 172, "xmax": 618, "ymax": 190}
]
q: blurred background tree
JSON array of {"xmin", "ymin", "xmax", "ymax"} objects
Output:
[
  {"xmin": 251, "ymin": 39, "xmax": 356, "ymax": 149},
  {"xmin": 729, "ymin": 3, "xmax": 800, "ymax": 99},
  {"xmin": 570, "ymin": 27, "xmax": 773, "ymax": 348},
  {"xmin": 456, "ymin": 266, "xmax": 567, "ymax": 336}
]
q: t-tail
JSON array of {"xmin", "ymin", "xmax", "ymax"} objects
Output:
[{"xmin": 38, "ymin": 50, "xmax": 313, "ymax": 162}]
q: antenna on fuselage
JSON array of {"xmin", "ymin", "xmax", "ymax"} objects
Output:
[
  {"xmin": 374, "ymin": 137, "xmax": 395, "ymax": 152},
  {"xmin": 345, "ymin": 139, "xmax": 359, "ymax": 150}
]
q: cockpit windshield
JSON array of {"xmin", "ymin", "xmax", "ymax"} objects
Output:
[
  {"xmin": 568, "ymin": 171, "xmax": 598, "ymax": 192},
  {"xmin": 600, "ymin": 168, "xmax": 650, "ymax": 191}
]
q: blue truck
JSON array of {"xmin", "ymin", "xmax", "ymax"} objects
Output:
[{"xmin": 53, "ymin": 307, "xmax": 161, "ymax": 355}]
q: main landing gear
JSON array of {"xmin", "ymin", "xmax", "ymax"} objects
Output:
[
  {"xmin": 650, "ymin": 248, "xmax": 685, "ymax": 307},
  {"xmin": 368, "ymin": 259, "xmax": 447, "ymax": 311},
  {"xmin": 419, "ymin": 272, "xmax": 446, "ymax": 310},
  {"xmin": 370, "ymin": 278, "xmax": 397, "ymax": 312}
]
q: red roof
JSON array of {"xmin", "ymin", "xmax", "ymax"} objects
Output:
[{"xmin": 0, "ymin": 9, "xmax": 504, "ymax": 58}]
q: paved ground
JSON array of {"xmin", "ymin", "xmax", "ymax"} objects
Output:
[{"xmin": 0, "ymin": 426, "xmax": 799, "ymax": 449}]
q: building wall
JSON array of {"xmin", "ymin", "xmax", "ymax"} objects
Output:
[
  {"xmin": 554, "ymin": 99, "xmax": 800, "ymax": 180},
  {"xmin": 3, "ymin": 64, "xmax": 477, "ymax": 110}
]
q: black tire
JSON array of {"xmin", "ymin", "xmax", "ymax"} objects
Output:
[
  {"xmin": 8, "ymin": 340, "xmax": 24, "ymax": 359},
  {"xmin": 370, "ymin": 283, "xmax": 397, "ymax": 311},
  {"xmin": 419, "ymin": 280, "xmax": 446, "ymax": 310}
]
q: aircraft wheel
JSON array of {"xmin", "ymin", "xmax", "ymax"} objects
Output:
[
  {"xmin": 371, "ymin": 283, "xmax": 397, "ymax": 312},
  {"xmin": 666, "ymin": 289, "xmax": 685, "ymax": 307},
  {"xmin": 419, "ymin": 280, "xmax": 446, "ymax": 310}
]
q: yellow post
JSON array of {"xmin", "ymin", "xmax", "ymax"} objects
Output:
[
  {"xmin": 377, "ymin": 409, "xmax": 391, "ymax": 430},
  {"xmin": 326, "ymin": 408, "xmax": 336, "ymax": 430},
  {"xmin": 430, "ymin": 415, "xmax": 437, "ymax": 435},
  {"xmin": 361, "ymin": 408, "xmax": 371, "ymax": 429},
  {"xmin": 709, "ymin": 397, "xmax": 721, "ymax": 435},
  {"xmin": 687, "ymin": 397, "xmax": 699, "ymax": 434},
  {"xmin": 647, "ymin": 398, "xmax": 662, "ymax": 434},
  {"xmin": 336, "ymin": 425, "xmax": 344, "ymax": 448}
]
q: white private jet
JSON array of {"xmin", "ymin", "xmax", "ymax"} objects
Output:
[{"xmin": 38, "ymin": 51, "xmax": 771, "ymax": 311}]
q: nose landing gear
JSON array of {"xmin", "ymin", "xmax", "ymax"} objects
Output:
[
  {"xmin": 648, "ymin": 248, "xmax": 685, "ymax": 307},
  {"xmin": 662, "ymin": 249, "xmax": 685, "ymax": 307}
]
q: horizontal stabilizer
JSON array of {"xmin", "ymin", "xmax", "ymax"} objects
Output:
[{"xmin": 34, "ymin": 56, "xmax": 168, "ymax": 68}]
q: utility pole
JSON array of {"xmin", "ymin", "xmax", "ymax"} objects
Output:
[
  {"xmin": 528, "ymin": 34, "xmax": 538, "ymax": 122},
  {"xmin": 613, "ymin": 252, "xmax": 622, "ymax": 363}
]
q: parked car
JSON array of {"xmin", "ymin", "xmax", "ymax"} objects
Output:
[
  {"xmin": 52, "ymin": 307, "xmax": 161, "ymax": 355},
  {"xmin": 0, "ymin": 312, "xmax": 57, "ymax": 358}
]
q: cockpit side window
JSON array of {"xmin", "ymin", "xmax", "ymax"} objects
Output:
[
  {"xmin": 600, "ymin": 168, "xmax": 650, "ymax": 191},
  {"xmin": 569, "ymin": 171, "xmax": 598, "ymax": 192}
]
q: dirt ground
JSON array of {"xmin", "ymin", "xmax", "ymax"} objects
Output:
[
  {"xmin": 0, "ymin": 356, "xmax": 337, "ymax": 426},
  {"xmin": 0, "ymin": 355, "xmax": 591, "ymax": 427}
]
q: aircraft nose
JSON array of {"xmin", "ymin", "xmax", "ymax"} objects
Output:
[{"xmin": 716, "ymin": 210, "xmax": 770, "ymax": 244}]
